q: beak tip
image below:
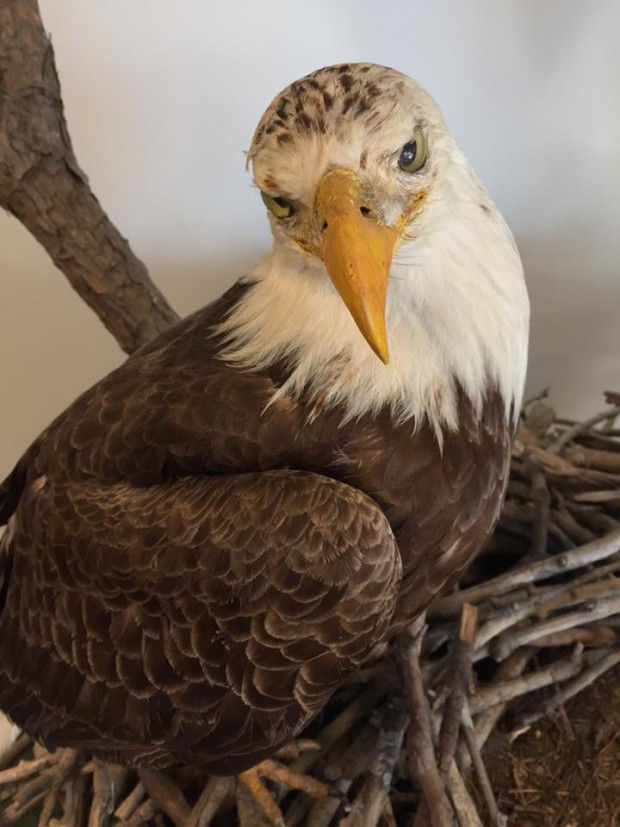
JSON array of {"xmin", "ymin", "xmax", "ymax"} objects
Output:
[{"xmin": 372, "ymin": 341, "xmax": 390, "ymax": 365}]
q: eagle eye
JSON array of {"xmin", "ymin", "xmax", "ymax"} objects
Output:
[
  {"xmin": 261, "ymin": 192, "xmax": 293, "ymax": 218},
  {"xmin": 398, "ymin": 126, "xmax": 427, "ymax": 173}
]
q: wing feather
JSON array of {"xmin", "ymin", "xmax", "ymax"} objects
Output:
[{"xmin": 0, "ymin": 469, "xmax": 400, "ymax": 774}]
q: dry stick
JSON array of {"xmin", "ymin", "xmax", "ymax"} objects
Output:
[
  {"xmin": 286, "ymin": 689, "xmax": 388, "ymax": 827},
  {"xmin": 460, "ymin": 704, "xmax": 506, "ymax": 827},
  {"xmin": 304, "ymin": 721, "xmax": 380, "ymax": 827},
  {"xmin": 339, "ymin": 697, "xmax": 408, "ymax": 827},
  {"xmin": 124, "ymin": 798, "xmax": 158, "ymax": 827},
  {"xmin": 475, "ymin": 577, "xmax": 620, "ymax": 653},
  {"xmin": 188, "ymin": 776, "xmax": 235, "ymax": 827},
  {"xmin": 63, "ymin": 772, "xmax": 89, "ymax": 826},
  {"xmin": 469, "ymin": 646, "xmax": 584, "ymax": 715},
  {"xmin": 532, "ymin": 626, "xmax": 619, "ymax": 648},
  {"xmin": 525, "ymin": 457, "xmax": 551, "ymax": 557},
  {"xmin": 88, "ymin": 769, "xmax": 109, "ymax": 827},
  {"xmin": 0, "ymin": 752, "xmax": 59, "ymax": 789},
  {"xmin": 565, "ymin": 501, "xmax": 620, "ymax": 535},
  {"xmin": 88, "ymin": 765, "xmax": 115, "ymax": 827},
  {"xmin": 604, "ymin": 390, "xmax": 620, "ymax": 406},
  {"xmin": 457, "ymin": 648, "xmax": 532, "ymax": 773},
  {"xmin": 438, "ymin": 603, "xmax": 478, "ymax": 775},
  {"xmin": 0, "ymin": 735, "xmax": 31, "ymax": 772},
  {"xmin": 522, "ymin": 387, "xmax": 551, "ymax": 408},
  {"xmin": 381, "ymin": 798, "xmax": 399, "ymax": 827},
  {"xmin": 490, "ymin": 592, "xmax": 620, "ymax": 660},
  {"xmin": 553, "ymin": 498, "xmax": 598, "ymax": 545},
  {"xmin": 37, "ymin": 749, "xmax": 82, "ymax": 826},
  {"xmin": 565, "ymin": 444, "xmax": 620, "ymax": 474},
  {"xmin": 549, "ymin": 406, "xmax": 620, "ymax": 454},
  {"xmin": 400, "ymin": 626, "xmax": 455, "ymax": 827},
  {"xmin": 430, "ymin": 527, "xmax": 620, "ymax": 618},
  {"xmin": 426, "ymin": 715, "xmax": 483, "ymax": 827},
  {"xmin": 114, "ymin": 780, "xmax": 146, "ymax": 821},
  {"xmin": 139, "ymin": 768, "xmax": 192, "ymax": 827},
  {"xmin": 0, "ymin": 754, "xmax": 71, "ymax": 824},
  {"xmin": 291, "ymin": 682, "xmax": 388, "ymax": 776},
  {"xmin": 578, "ymin": 429, "xmax": 620, "ymax": 448},
  {"xmin": 236, "ymin": 783, "xmax": 277, "ymax": 827},
  {"xmin": 0, "ymin": 0, "xmax": 178, "ymax": 354},
  {"xmin": 513, "ymin": 647, "xmax": 620, "ymax": 733},
  {"xmin": 574, "ymin": 489, "xmax": 620, "ymax": 504}
]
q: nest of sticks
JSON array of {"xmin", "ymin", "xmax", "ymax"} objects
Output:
[{"xmin": 0, "ymin": 390, "xmax": 619, "ymax": 827}]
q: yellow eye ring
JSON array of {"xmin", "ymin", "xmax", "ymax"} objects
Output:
[
  {"xmin": 261, "ymin": 192, "xmax": 293, "ymax": 218},
  {"xmin": 398, "ymin": 127, "xmax": 427, "ymax": 173}
]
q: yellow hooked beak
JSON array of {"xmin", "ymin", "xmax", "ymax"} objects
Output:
[{"xmin": 315, "ymin": 169, "xmax": 399, "ymax": 364}]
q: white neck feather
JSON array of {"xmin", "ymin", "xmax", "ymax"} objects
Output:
[{"xmin": 217, "ymin": 159, "xmax": 529, "ymax": 436}]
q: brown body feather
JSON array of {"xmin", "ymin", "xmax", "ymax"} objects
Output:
[{"xmin": 0, "ymin": 282, "xmax": 510, "ymax": 773}]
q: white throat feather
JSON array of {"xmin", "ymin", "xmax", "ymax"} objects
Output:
[{"xmin": 217, "ymin": 191, "xmax": 528, "ymax": 437}]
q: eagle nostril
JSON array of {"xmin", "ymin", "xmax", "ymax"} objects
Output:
[
  {"xmin": 360, "ymin": 206, "xmax": 372, "ymax": 218},
  {"xmin": 322, "ymin": 220, "xmax": 328, "ymax": 232}
]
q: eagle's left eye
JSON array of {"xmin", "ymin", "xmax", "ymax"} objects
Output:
[
  {"xmin": 398, "ymin": 127, "xmax": 427, "ymax": 173},
  {"xmin": 261, "ymin": 192, "xmax": 293, "ymax": 218}
]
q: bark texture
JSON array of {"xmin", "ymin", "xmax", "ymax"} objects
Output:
[{"xmin": 0, "ymin": 0, "xmax": 179, "ymax": 354}]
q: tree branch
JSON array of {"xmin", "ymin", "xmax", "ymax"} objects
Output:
[{"xmin": 0, "ymin": 0, "xmax": 179, "ymax": 354}]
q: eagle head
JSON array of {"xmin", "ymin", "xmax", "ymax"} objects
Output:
[{"xmin": 222, "ymin": 64, "xmax": 529, "ymax": 433}]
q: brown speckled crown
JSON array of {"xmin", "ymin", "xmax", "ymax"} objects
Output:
[{"xmin": 249, "ymin": 63, "xmax": 408, "ymax": 156}]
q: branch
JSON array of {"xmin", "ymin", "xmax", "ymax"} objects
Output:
[
  {"xmin": 430, "ymin": 527, "xmax": 620, "ymax": 618},
  {"xmin": 399, "ymin": 624, "xmax": 455, "ymax": 827},
  {"xmin": 0, "ymin": 0, "xmax": 179, "ymax": 354}
]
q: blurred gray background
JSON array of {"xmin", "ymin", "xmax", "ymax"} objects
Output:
[{"xmin": 1, "ymin": 0, "xmax": 618, "ymax": 473}]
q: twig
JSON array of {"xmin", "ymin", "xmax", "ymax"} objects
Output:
[
  {"xmin": 430, "ymin": 527, "xmax": 620, "ymax": 617},
  {"xmin": 380, "ymin": 799, "xmax": 398, "ymax": 827},
  {"xmin": 400, "ymin": 624, "xmax": 455, "ymax": 827},
  {"xmin": 0, "ymin": 751, "xmax": 59, "ymax": 788},
  {"xmin": 549, "ymin": 406, "xmax": 620, "ymax": 453},
  {"xmin": 88, "ymin": 765, "xmax": 112, "ymax": 827},
  {"xmin": 114, "ymin": 780, "xmax": 146, "ymax": 821},
  {"xmin": 438, "ymin": 604, "xmax": 478, "ymax": 774},
  {"xmin": 124, "ymin": 797, "xmax": 158, "ymax": 827},
  {"xmin": 527, "ymin": 459, "xmax": 551, "ymax": 557},
  {"xmin": 427, "ymin": 714, "xmax": 484, "ymax": 827},
  {"xmin": 490, "ymin": 593, "xmax": 620, "ymax": 660},
  {"xmin": 63, "ymin": 772, "xmax": 88, "ymax": 826},
  {"xmin": 457, "ymin": 648, "xmax": 532, "ymax": 772},
  {"xmin": 236, "ymin": 783, "xmax": 276, "ymax": 827},
  {"xmin": 565, "ymin": 444, "xmax": 620, "ymax": 473},
  {"xmin": 339, "ymin": 697, "xmax": 408, "ymax": 827},
  {"xmin": 523, "ymin": 387, "xmax": 550, "ymax": 408},
  {"xmin": 553, "ymin": 496, "xmax": 598, "ymax": 544},
  {"xmin": 513, "ymin": 647, "xmax": 620, "ymax": 732},
  {"xmin": 531, "ymin": 625, "xmax": 619, "ymax": 648},
  {"xmin": 469, "ymin": 646, "xmax": 584, "ymax": 715},
  {"xmin": 38, "ymin": 749, "xmax": 81, "ymax": 826},
  {"xmin": 88, "ymin": 763, "xmax": 128, "ymax": 826},
  {"xmin": 303, "ymin": 721, "xmax": 380, "ymax": 827},
  {"xmin": 139, "ymin": 768, "xmax": 192, "ymax": 827},
  {"xmin": 0, "ymin": 765, "xmax": 57, "ymax": 823},
  {"xmin": 292, "ymin": 682, "xmax": 389, "ymax": 776},
  {"xmin": 474, "ymin": 578, "xmax": 620, "ymax": 654},
  {"xmin": 461, "ymin": 704, "xmax": 506, "ymax": 827},
  {"xmin": 189, "ymin": 776, "xmax": 235, "ymax": 827},
  {"xmin": 0, "ymin": 734, "xmax": 31, "ymax": 772}
]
